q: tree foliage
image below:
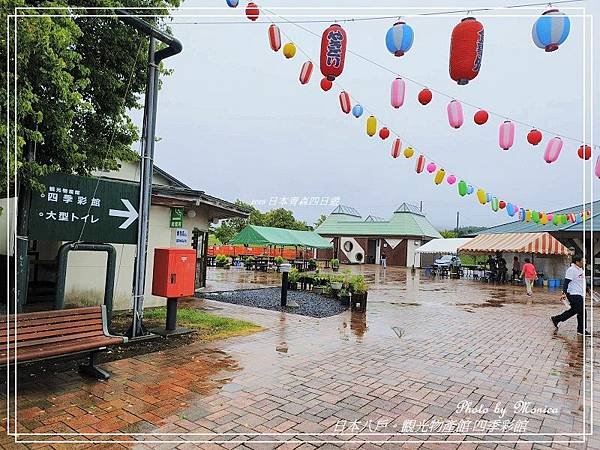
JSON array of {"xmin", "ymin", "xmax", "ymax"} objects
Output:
[
  {"xmin": 212, "ymin": 200, "xmax": 311, "ymax": 244},
  {"xmin": 0, "ymin": 0, "xmax": 179, "ymax": 195}
]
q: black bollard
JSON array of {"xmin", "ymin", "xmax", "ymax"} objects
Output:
[{"xmin": 280, "ymin": 263, "xmax": 291, "ymax": 307}]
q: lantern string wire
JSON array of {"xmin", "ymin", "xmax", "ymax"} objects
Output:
[
  {"xmin": 262, "ymin": 5, "xmax": 596, "ymax": 150},
  {"xmin": 274, "ymin": 22, "xmax": 580, "ymax": 217},
  {"xmin": 170, "ymin": 0, "xmax": 585, "ymax": 24}
]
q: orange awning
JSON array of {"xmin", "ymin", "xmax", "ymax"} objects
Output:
[{"xmin": 458, "ymin": 232, "xmax": 572, "ymax": 256}]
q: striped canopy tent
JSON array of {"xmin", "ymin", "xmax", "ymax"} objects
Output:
[{"xmin": 458, "ymin": 232, "xmax": 572, "ymax": 256}]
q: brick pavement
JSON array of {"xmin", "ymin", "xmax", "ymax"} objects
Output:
[{"xmin": 2, "ymin": 267, "xmax": 599, "ymax": 449}]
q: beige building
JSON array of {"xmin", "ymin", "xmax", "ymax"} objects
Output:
[{"xmin": 6, "ymin": 162, "xmax": 246, "ymax": 312}]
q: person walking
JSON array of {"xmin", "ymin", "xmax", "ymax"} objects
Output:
[
  {"xmin": 380, "ymin": 251, "xmax": 387, "ymax": 269},
  {"xmin": 520, "ymin": 258, "xmax": 537, "ymax": 296},
  {"xmin": 512, "ymin": 256, "xmax": 521, "ymax": 282},
  {"xmin": 551, "ymin": 255, "xmax": 589, "ymax": 336}
]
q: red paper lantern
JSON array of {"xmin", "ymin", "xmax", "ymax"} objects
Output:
[
  {"xmin": 320, "ymin": 24, "xmax": 347, "ymax": 81},
  {"xmin": 449, "ymin": 17, "xmax": 484, "ymax": 85},
  {"xmin": 499, "ymin": 200, "xmax": 506, "ymax": 209},
  {"xmin": 379, "ymin": 127, "xmax": 390, "ymax": 140},
  {"xmin": 473, "ymin": 109, "xmax": 488, "ymax": 125},
  {"xmin": 320, "ymin": 77, "xmax": 333, "ymax": 91},
  {"xmin": 527, "ymin": 129, "xmax": 543, "ymax": 145},
  {"xmin": 418, "ymin": 88, "xmax": 432, "ymax": 105},
  {"xmin": 245, "ymin": 2, "xmax": 259, "ymax": 21},
  {"xmin": 391, "ymin": 139, "xmax": 402, "ymax": 158},
  {"xmin": 339, "ymin": 91, "xmax": 351, "ymax": 114},
  {"xmin": 299, "ymin": 61, "xmax": 313, "ymax": 85},
  {"xmin": 578, "ymin": 145, "xmax": 592, "ymax": 160},
  {"xmin": 415, "ymin": 155, "xmax": 426, "ymax": 173},
  {"xmin": 268, "ymin": 24, "xmax": 281, "ymax": 51}
]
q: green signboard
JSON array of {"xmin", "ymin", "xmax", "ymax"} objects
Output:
[
  {"xmin": 170, "ymin": 207, "xmax": 183, "ymax": 228},
  {"xmin": 29, "ymin": 173, "xmax": 140, "ymax": 244}
]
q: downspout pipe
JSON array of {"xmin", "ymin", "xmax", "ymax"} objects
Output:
[{"xmin": 115, "ymin": 10, "xmax": 182, "ymax": 63}]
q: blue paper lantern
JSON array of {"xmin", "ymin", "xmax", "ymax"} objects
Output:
[
  {"xmin": 352, "ymin": 104, "xmax": 363, "ymax": 118},
  {"xmin": 226, "ymin": 0, "xmax": 239, "ymax": 7},
  {"xmin": 467, "ymin": 185, "xmax": 474, "ymax": 195},
  {"xmin": 486, "ymin": 193, "xmax": 493, "ymax": 202},
  {"xmin": 385, "ymin": 21, "xmax": 414, "ymax": 57},
  {"xmin": 519, "ymin": 208, "xmax": 526, "ymax": 221},
  {"xmin": 506, "ymin": 203, "xmax": 515, "ymax": 217},
  {"xmin": 532, "ymin": 9, "xmax": 570, "ymax": 52}
]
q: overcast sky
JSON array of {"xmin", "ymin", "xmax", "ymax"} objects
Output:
[{"xmin": 138, "ymin": 0, "xmax": 599, "ymax": 230}]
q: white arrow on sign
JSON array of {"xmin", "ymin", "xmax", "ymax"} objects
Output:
[{"xmin": 109, "ymin": 199, "xmax": 139, "ymax": 230}]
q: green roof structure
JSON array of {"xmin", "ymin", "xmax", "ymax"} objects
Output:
[
  {"xmin": 480, "ymin": 201, "xmax": 600, "ymax": 234},
  {"xmin": 315, "ymin": 203, "xmax": 442, "ymax": 238},
  {"xmin": 230, "ymin": 225, "xmax": 333, "ymax": 249}
]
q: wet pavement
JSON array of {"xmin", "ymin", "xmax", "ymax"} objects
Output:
[{"xmin": 2, "ymin": 265, "xmax": 599, "ymax": 449}]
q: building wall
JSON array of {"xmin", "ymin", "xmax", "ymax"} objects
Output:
[{"xmin": 59, "ymin": 205, "xmax": 209, "ymax": 310}]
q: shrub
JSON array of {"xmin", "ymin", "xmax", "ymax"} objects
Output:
[
  {"xmin": 308, "ymin": 259, "xmax": 317, "ymax": 270},
  {"xmin": 330, "ymin": 258, "xmax": 340, "ymax": 268},
  {"xmin": 349, "ymin": 275, "xmax": 368, "ymax": 294},
  {"xmin": 215, "ymin": 254, "xmax": 229, "ymax": 267},
  {"xmin": 288, "ymin": 267, "xmax": 299, "ymax": 283},
  {"xmin": 274, "ymin": 256, "xmax": 286, "ymax": 266}
]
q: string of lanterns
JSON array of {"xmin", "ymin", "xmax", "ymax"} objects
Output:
[
  {"xmin": 229, "ymin": 3, "xmax": 593, "ymax": 226},
  {"xmin": 234, "ymin": 2, "xmax": 597, "ymax": 170}
]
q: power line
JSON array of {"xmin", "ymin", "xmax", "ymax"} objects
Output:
[{"xmin": 170, "ymin": 0, "xmax": 585, "ymax": 24}]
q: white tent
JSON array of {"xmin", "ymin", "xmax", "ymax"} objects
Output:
[{"xmin": 415, "ymin": 238, "xmax": 473, "ymax": 255}]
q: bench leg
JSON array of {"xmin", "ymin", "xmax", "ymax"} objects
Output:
[{"xmin": 79, "ymin": 352, "xmax": 110, "ymax": 380}]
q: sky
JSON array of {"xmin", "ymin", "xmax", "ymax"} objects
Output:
[{"xmin": 135, "ymin": 0, "xmax": 599, "ymax": 230}]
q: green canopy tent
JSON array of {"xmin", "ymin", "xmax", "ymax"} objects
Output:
[{"xmin": 230, "ymin": 225, "xmax": 333, "ymax": 249}]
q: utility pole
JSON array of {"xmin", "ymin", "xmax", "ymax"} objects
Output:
[{"xmin": 455, "ymin": 211, "xmax": 460, "ymax": 235}]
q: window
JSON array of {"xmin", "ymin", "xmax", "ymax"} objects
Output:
[{"xmin": 343, "ymin": 241, "xmax": 353, "ymax": 252}]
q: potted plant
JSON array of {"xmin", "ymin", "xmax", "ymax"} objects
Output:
[
  {"xmin": 329, "ymin": 274, "xmax": 343, "ymax": 290},
  {"xmin": 350, "ymin": 275, "xmax": 368, "ymax": 302},
  {"xmin": 339, "ymin": 288, "xmax": 350, "ymax": 306},
  {"xmin": 308, "ymin": 259, "xmax": 317, "ymax": 271},
  {"xmin": 330, "ymin": 258, "xmax": 340, "ymax": 272},
  {"xmin": 288, "ymin": 268, "xmax": 299, "ymax": 290},
  {"xmin": 312, "ymin": 274, "xmax": 328, "ymax": 294},
  {"xmin": 244, "ymin": 256, "xmax": 255, "ymax": 270},
  {"xmin": 215, "ymin": 254, "xmax": 229, "ymax": 268},
  {"xmin": 274, "ymin": 256, "xmax": 286, "ymax": 271}
]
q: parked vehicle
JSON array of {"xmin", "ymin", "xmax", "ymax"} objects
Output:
[{"xmin": 434, "ymin": 255, "xmax": 461, "ymax": 268}]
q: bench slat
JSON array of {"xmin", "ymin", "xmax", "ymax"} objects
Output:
[
  {"xmin": 1, "ymin": 335, "xmax": 124, "ymax": 363},
  {"xmin": 2, "ymin": 323, "xmax": 104, "ymax": 345},
  {"xmin": 0, "ymin": 329, "xmax": 108, "ymax": 351},
  {"xmin": 0, "ymin": 312, "xmax": 104, "ymax": 333},
  {"xmin": 0, "ymin": 307, "xmax": 101, "ymax": 322},
  {"xmin": 0, "ymin": 317, "xmax": 103, "ymax": 339}
]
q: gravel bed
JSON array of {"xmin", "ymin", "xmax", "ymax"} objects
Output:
[{"xmin": 199, "ymin": 288, "xmax": 348, "ymax": 318}]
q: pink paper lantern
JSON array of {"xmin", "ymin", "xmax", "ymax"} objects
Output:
[
  {"xmin": 447, "ymin": 100, "xmax": 463, "ymax": 129},
  {"xmin": 426, "ymin": 162, "xmax": 437, "ymax": 173},
  {"xmin": 498, "ymin": 120, "xmax": 515, "ymax": 150},
  {"xmin": 447, "ymin": 175, "xmax": 457, "ymax": 185},
  {"xmin": 544, "ymin": 137, "xmax": 563, "ymax": 163},
  {"xmin": 596, "ymin": 155, "xmax": 600, "ymax": 178},
  {"xmin": 390, "ymin": 77, "xmax": 406, "ymax": 108},
  {"xmin": 546, "ymin": 213, "xmax": 554, "ymax": 221}
]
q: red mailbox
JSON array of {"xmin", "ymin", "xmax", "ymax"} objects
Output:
[{"xmin": 152, "ymin": 248, "xmax": 196, "ymax": 298}]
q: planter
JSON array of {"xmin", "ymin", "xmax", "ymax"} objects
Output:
[
  {"xmin": 332, "ymin": 267, "xmax": 339, "ymax": 272},
  {"xmin": 330, "ymin": 281, "xmax": 343, "ymax": 290},
  {"xmin": 288, "ymin": 281, "xmax": 298, "ymax": 290},
  {"xmin": 223, "ymin": 264, "xmax": 231, "ymax": 269},
  {"xmin": 312, "ymin": 286, "xmax": 324, "ymax": 294},
  {"xmin": 340, "ymin": 295, "xmax": 350, "ymax": 307}
]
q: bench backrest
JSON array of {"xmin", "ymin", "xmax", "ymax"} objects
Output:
[{"xmin": 0, "ymin": 306, "xmax": 107, "ymax": 348}]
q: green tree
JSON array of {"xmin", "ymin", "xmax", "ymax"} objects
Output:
[
  {"xmin": 440, "ymin": 230, "xmax": 458, "ymax": 238},
  {"xmin": 0, "ymin": 0, "xmax": 179, "ymax": 195},
  {"xmin": 314, "ymin": 214, "xmax": 327, "ymax": 229}
]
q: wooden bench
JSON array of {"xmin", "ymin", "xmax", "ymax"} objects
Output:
[{"xmin": 0, "ymin": 306, "xmax": 127, "ymax": 380}]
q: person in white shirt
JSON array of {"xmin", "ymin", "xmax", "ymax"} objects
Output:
[{"xmin": 551, "ymin": 255, "xmax": 588, "ymax": 336}]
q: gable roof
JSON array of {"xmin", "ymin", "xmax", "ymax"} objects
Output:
[
  {"xmin": 315, "ymin": 204, "xmax": 441, "ymax": 239},
  {"xmin": 230, "ymin": 225, "xmax": 333, "ymax": 249},
  {"xmin": 481, "ymin": 201, "xmax": 600, "ymax": 234}
]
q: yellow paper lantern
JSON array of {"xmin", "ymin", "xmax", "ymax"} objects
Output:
[
  {"xmin": 403, "ymin": 147, "xmax": 414, "ymax": 158},
  {"xmin": 366, "ymin": 115, "xmax": 377, "ymax": 137},
  {"xmin": 283, "ymin": 42, "xmax": 296, "ymax": 59},
  {"xmin": 540, "ymin": 213, "xmax": 548, "ymax": 225},
  {"xmin": 476, "ymin": 189, "xmax": 487, "ymax": 205},
  {"xmin": 434, "ymin": 169, "xmax": 446, "ymax": 185},
  {"xmin": 525, "ymin": 210, "xmax": 532, "ymax": 222}
]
